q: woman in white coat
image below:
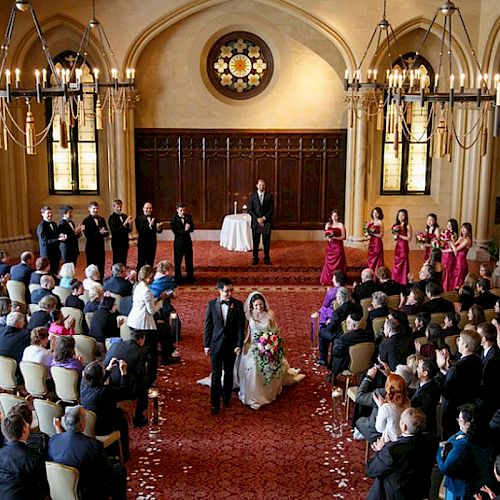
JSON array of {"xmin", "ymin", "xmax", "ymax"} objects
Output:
[{"xmin": 127, "ymin": 265, "xmax": 168, "ymax": 383}]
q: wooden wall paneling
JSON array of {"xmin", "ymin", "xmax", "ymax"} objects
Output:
[
  {"xmin": 277, "ymin": 153, "xmax": 301, "ymax": 224},
  {"xmin": 301, "ymin": 137, "xmax": 323, "ymax": 223},
  {"xmin": 180, "ymin": 136, "xmax": 204, "ymax": 225},
  {"xmin": 253, "ymin": 136, "xmax": 276, "ymax": 195},
  {"xmin": 324, "ymin": 134, "xmax": 347, "ymax": 220},
  {"xmin": 204, "ymin": 135, "xmax": 228, "ymax": 225},
  {"xmin": 229, "ymin": 135, "xmax": 253, "ymax": 209}
]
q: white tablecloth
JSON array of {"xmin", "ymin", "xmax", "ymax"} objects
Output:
[{"xmin": 220, "ymin": 214, "xmax": 253, "ymax": 252}]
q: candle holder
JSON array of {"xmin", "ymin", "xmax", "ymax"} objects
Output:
[
  {"xmin": 170, "ymin": 312, "xmax": 180, "ymax": 355},
  {"xmin": 331, "ymin": 386, "xmax": 344, "ymax": 438},
  {"xmin": 310, "ymin": 312, "xmax": 319, "ymax": 357},
  {"xmin": 233, "ymin": 201, "xmax": 238, "ymax": 214},
  {"xmin": 148, "ymin": 387, "xmax": 160, "ymax": 438}
]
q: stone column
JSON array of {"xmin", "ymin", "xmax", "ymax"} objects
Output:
[
  {"xmin": 343, "ymin": 102, "xmax": 356, "ymax": 239},
  {"xmin": 449, "ymin": 107, "xmax": 467, "ymax": 220}
]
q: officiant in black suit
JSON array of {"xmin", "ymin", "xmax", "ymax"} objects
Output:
[
  {"xmin": 170, "ymin": 203, "xmax": 195, "ymax": 284},
  {"xmin": 136, "ymin": 202, "xmax": 164, "ymax": 271},
  {"xmin": 58, "ymin": 205, "xmax": 83, "ymax": 266},
  {"xmin": 248, "ymin": 178, "xmax": 274, "ymax": 265},
  {"xmin": 82, "ymin": 201, "xmax": 109, "ymax": 280},
  {"xmin": 203, "ymin": 278, "xmax": 244, "ymax": 415},
  {"xmin": 36, "ymin": 206, "xmax": 66, "ymax": 274}
]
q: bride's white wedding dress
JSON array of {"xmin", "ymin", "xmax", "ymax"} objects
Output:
[{"xmin": 238, "ymin": 309, "xmax": 305, "ymax": 410}]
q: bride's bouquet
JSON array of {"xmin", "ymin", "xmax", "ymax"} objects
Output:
[{"xmin": 252, "ymin": 328, "xmax": 285, "ymax": 384}]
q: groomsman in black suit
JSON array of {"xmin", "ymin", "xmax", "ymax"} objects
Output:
[
  {"xmin": 248, "ymin": 178, "xmax": 274, "ymax": 265},
  {"xmin": 58, "ymin": 205, "xmax": 83, "ymax": 265},
  {"xmin": 36, "ymin": 206, "xmax": 66, "ymax": 274},
  {"xmin": 136, "ymin": 202, "xmax": 164, "ymax": 271},
  {"xmin": 204, "ymin": 278, "xmax": 244, "ymax": 415},
  {"xmin": 82, "ymin": 201, "xmax": 109, "ymax": 281},
  {"xmin": 170, "ymin": 203, "xmax": 195, "ymax": 284},
  {"xmin": 108, "ymin": 199, "xmax": 133, "ymax": 266}
]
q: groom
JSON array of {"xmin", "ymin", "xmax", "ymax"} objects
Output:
[{"xmin": 204, "ymin": 278, "xmax": 245, "ymax": 415}]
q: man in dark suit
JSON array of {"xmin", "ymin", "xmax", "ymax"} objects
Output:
[
  {"xmin": 376, "ymin": 266, "xmax": 406, "ymax": 296},
  {"xmin": 108, "ymin": 199, "xmax": 133, "ymax": 266},
  {"xmin": 378, "ymin": 317, "xmax": 415, "ymax": 371},
  {"xmin": 331, "ymin": 310, "xmax": 374, "ymax": 376},
  {"xmin": 474, "ymin": 279, "xmax": 498, "ymax": 310},
  {"xmin": 248, "ymin": 178, "xmax": 274, "ymax": 265},
  {"xmin": 353, "ymin": 268, "xmax": 380, "ymax": 303},
  {"xmin": 422, "ymin": 282, "xmax": 454, "ymax": 314},
  {"xmin": 437, "ymin": 330, "xmax": 482, "ymax": 439},
  {"xmin": 367, "ymin": 408, "xmax": 439, "ymax": 500},
  {"xmin": 10, "ymin": 251, "xmax": 35, "ymax": 304},
  {"xmin": 58, "ymin": 205, "xmax": 83, "ymax": 265},
  {"xmin": 411, "ymin": 357, "xmax": 440, "ymax": 434},
  {"xmin": 82, "ymin": 201, "xmax": 109, "ymax": 281},
  {"xmin": 136, "ymin": 202, "xmax": 164, "ymax": 271},
  {"xmin": 30, "ymin": 275, "xmax": 62, "ymax": 309},
  {"xmin": 170, "ymin": 203, "xmax": 195, "ymax": 284},
  {"xmin": 104, "ymin": 263, "xmax": 134, "ymax": 297},
  {"xmin": 48, "ymin": 406, "xmax": 127, "ymax": 499},
  {"xmin": 0, "ymin": 413, "xmax": 47, "ymax": 499},
  {"xmin": 0, "ymin": 312, "xmax": 31, "ymax": 364},
  {"xmin": 204, "ymin": 278, "xmax": 244, "ymax": 415},
  {"xmin": 477, "ymin": 322, "xmax": 500, "ymax": 417},
  {"xmin": 410, "ymin": 265, "xmax": 438, "ymax": 295},
  {"xmin": 104, "ymin": 329, "xmax": 150, "ymax": 427},
  {"xmin": 36, "ymin": 206, "xmax": 65, "ymax": 274}
]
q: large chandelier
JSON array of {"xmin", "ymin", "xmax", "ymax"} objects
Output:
[{"xmin": 344, "ymin": 0, "xmax": 499, "ymax": 158}]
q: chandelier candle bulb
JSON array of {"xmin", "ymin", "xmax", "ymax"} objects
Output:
[
  {"xmin": 41, "ymin": 68, "xmax": 47, "ymax": 87},
  {"xmin": 34, "ymin": 70, "xmax": 41, "ymax": 103},
  {"xmin": 367, "ymin": 69, "xmax": 372, "ymax": 82},
  {"xmin": 450, "ymin": 74, "xmax": 455, "ymax": 90},
  {"xmin": 14, "ymin": 68, "xmax": 20, "ymax": 88},
  {"xmin": 373, "ymin": 69, "xmax": 377, "ymax": 82},
  {"xmin": 496, "ymin": 82, "xmax": 500, "ymax": 106},
  {"xmin": 126, "ymin": 68, "xmax": 131, "ymax": 81},
  {"xmin": 111, "ymin": 68, "xmax": 118, "ymax": 80},
  {"xmin": 434, "ymin": 74, "xmax": 439, "ymax": 92},
  {"xmin": 130, "ymin": 68, "xmax": 135, "ymax": 81},
  {"xmin": 5, "ymin": 69, "xmax": 11, "ymax": 85},
  {"xmin": 460, "ymin": 73, "xmax": 465, "ymax": 91}
]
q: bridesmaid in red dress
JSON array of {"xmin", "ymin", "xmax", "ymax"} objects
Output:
[
  {"xmin": 421, "ymin": 213, "xmax": 440, "ymax": 261},
  {"xmin": 441, "ymin": 218, "xmax": 459, "ymax": 292},
  {"xmin": 392, "ymin": 209, "xmax": 412, "ymax": 285},
  {"xmin": 320, "ymin": 209, "xmax": 347, "ymax": 286},
  {"xmin": 450, "ymin": 222, "xmax": 473, "ymax": 289},
  {"xmin": 366, "ymin": 207, "xmax": 384, "ymax": 273}
]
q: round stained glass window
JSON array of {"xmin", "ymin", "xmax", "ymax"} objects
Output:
[{"xmin": 207, "ymin": 31, "xmax": 274, "ymax": 100}]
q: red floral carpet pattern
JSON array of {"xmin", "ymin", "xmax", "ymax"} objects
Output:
[{"xmin": 126, "ymin": 289, "xmax": 373, "ymax": 499}]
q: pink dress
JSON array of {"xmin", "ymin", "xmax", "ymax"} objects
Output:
[
  {"xmin": 452, "ymin": 246, "xmax": 469, "ymax": 289},
  {"xmin": 320, "ymin": 229, "xmax": 347, "ymax": 286},
  {"xmin": 367, "ymin": 227, "xmax": 384, "ymax": 272},
  {"xmin": 392, "ymin": 227, "xmax": 409, "ymax": 285},
  {"xmin": 441, "ymin": 243, "xmax": 456, "ymax": 292}
]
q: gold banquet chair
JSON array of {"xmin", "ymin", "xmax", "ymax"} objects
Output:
[
  {"xmin": 0, "ymin": 393, "xmax": 25, "ymax": 416},
  {"xmin": 46, "ymin": 461, "xmax": 79, "ymax": 500},
  {"xmin": 34, "ymin": 399, "xmax": 63, "ymax": 437},
  {"xmin": 51, "ymin": 366, "xmax": 79, "ymax": 404},
  {"xmin": 0, "ymin": 355, "xmax": 18, "ymax": 393},
  {"xmin": 20, "ymin": 361, "xmax": 48, "ymax": 399},
  {"xmin": 341, "ymin": 342, "xmax": 375, "ymax": 404},
  {"xmin": 61, "ymin": 306, "xmax": 84, "ymax": 334},
  {"xmin": 6, "ymin": 280, "xmax": 26, "ymax": 304},
  {"xmin": 81, "ymin": 408, "xmax": 123, "ymax": 462},
  {"xmin": 74, "ymin": 335, "xmax": 97, "ymax": 364},
  {"xmin": 53, "ymin": 286, "xmax": 71, "ymax": 306}
]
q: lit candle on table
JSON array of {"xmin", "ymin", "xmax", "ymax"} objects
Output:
[{"xmin": 234, "ymin": 201, "xmax": 237, "ymax": 214}]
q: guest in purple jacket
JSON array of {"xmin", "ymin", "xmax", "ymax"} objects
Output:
[{"xmin": 318, "ymin": 271, "xmax": 346, "ymax": 328}]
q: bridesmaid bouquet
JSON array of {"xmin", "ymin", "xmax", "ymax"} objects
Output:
[
  {"xmin": 431, "ymin": 238, "xmax": 445, "ymax": 249},
  {"xmin": 390, "ymin": 224, "xmax": 401, "ymax": 240},
  {"xmin": 324, "ymin": 227, "xmax": 341, "ymax": 239},
  {"xmin": 440, "ymin": 229, "xmax": 455, "ymax": 242},
  {"xmin": 252, "ymin": 329, "xmax": 285, "ymax": 384},
  {"xmin": 415, "ymin": 231, "xmax": 433, "ymax": 244},
  {"xmin": 363, "ymin": 221, "xmax": 377, "ymax": 237}
]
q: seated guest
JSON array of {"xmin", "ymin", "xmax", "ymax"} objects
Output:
[
  {"xmin": 30, "ymin": 275, "xmax": 62, "ymax": 309},
  {"xmin": 65, "ymin": 280, "xmax": 85, "ymax": 310},
  {"xmin": 48, "ymin": 309, "xmax": 76, "ymax": 337},
  {"xmin": 317, "ymin": 287, "xmax": 356, "ymax": 367},
  {"xmin": 81, "ymin": 360, "xmax": 130, "ymax": 462},
  {"xmin": 464, "ymin": 304, "xmax": 486, "ymax": 332},
  {"xmin": 104, "ymin": 263, "xmax": 134, "ymax": 297},
  {"xmin": 318, "ymin": 271, "xmax": 347, "ymax": 328},
  {"xmin": 353, "ymin": 268, "xmax": 380, "ymax": 303},
  {"xmin": 399, "ymin": 286, "xmax": 425, "ymax": 315},
  {"xmin": 378, "ymin": 317, "xmax": 415, "ymax": 371},
  {"xmin": 29, "ymin": 256, "xmax": 58, "ymax": 286},
  {"xmin": 0, "ymin": 311, "xmax": 31, "ymax": 365},
  {"xmin": 419, "ymin": 323, "xmax": 448, "ymax": 360},
  {"xmin": 376, "ymin": 266, "xmax": 406, "ymax": 297},
  {"xmin": 0, "ymin": 249, "xmax": 10, "ymax": 277},
  {"xmin": 474, "ymin": 278, "xmax": 498, "ymax": 311},
  {"xmin": 409, "ymin": 265, "xmax": 437, "ymax": 295},
  {"xmin": 425, "ymin": 247, "xmax": 443, "ymax": 283},
  {"xmin": 413, "ymin": 311, "xmax": 431, "ymax": 339},
  {"xmin": 48, "ymin": 406, "xmax": 127, "ymax": 500},
  {"xmin": 58, "ymin": 262, "xmax": 76, "ymax": 289},
  {"xmin": 479, "ymin": 262, "xmax": 494, "ymax": 287},
  {"xmin": 331, "ymin": 309, "xmax": 373, "ymax": 377},
  {"xmin": 22, "ymin": 326, "xmax": 53, "ymax": 372},
  {"xmin": 84, "ymin": 283, "xmax": 104, "ymax": 313},
  {"xmin": 89, "ymin": 296, "xmax": 122, "ymax": 347},
  {"xmin": 437, "ymin": 404, "xmax": 491, "ymax": 499},
  {"xmin": 366, "ymin": 408, "xmax": 439, "ymax": 500},
  {"xmin": 51, "ymin": 335, "xmax": 83, "ymax": 373},
  {"xmin": 367, "ymin": 291, "xmax": 389, "ymax": 332},
  {"xmin": 0, "ymin": 297, "xmax": 11, "ymax": 328},
  {"xmin": 9, "ymin": 251, "xmax": 35, "ymax": 303},
  {"xmin": 83, "ymin": 264, "xmax": 101, "ymax": 290},
  {"xmin": 27, "ymin": 294, "xmax": 57, "ymax": 330},
  {"xmin": 104, "ymin": 329, "xmax": 150, "ymax": 427},
  {"xmin": 477, "ymin": 322, "xmax": 500, "ymax": 418},
  {"xmin": 437, "ymin": 330, "xmax": 482, "ymax": 439},
  {"xmin": 422, "ymin": 282, "xmax": 454, "ymax": 314},
  {"xmin": 411, "ymin": 357, "xmax": 440, "ymax": 435},
  {"xmin": 457, "ymin": 285, "xmax": 475, "ymax": 312},
  {"xmin": 442, "ymin": 311, "xmax": 461, "ymax": 337},
  {"xmin": 8, "ymin": 402, "xmax": 49, "ymax": 457},
  {"xmin": 0, "ymin": 413, "xmax": 48, "ymax": 499}
]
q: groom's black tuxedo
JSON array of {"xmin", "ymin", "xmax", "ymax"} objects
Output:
[{"xmin": 204, "ymin": 297, "xmax": 245, "ymax": 409}]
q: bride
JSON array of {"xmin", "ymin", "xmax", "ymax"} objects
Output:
[{"xmin": 238, "ymin": 291, "xmax": 305, "ymax": 410}]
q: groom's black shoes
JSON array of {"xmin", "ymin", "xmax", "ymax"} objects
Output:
[
  {"xmin": 222, "ymin": 398, "xmax": 231, "ymax": 408},
  {"xmin": 251, "ymin": 258, "xmax": 259, "ymax": 265},
  {"xmin": 211, "ymin": 406, "xmax": 220, "ymax": 415}
]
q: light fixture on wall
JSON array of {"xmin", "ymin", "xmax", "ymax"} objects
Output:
[
  {"xmin": 344, "ymin": 0, "xmax": 499, "ymax": 157},
  {"xmin": 73, "ymin": 0, "xmax": 136, "ymax": 131},
  {"xmin": 0, "ymin": 0, "xmax": 82, "ymax": 155}
]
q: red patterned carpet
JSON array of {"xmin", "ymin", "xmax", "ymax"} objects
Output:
[{"xmin": 125, "ymin": 288, "xmax": 373, "ymax": 499}]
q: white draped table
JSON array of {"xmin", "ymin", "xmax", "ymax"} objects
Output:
[{"xmin": 219, "ymin": 214, "xmax": 253, "ymax": 252}]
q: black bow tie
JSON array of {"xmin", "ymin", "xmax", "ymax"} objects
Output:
[{"xmin": 221, "ymin": 300, "xmax": 230, "ymax": 306}]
